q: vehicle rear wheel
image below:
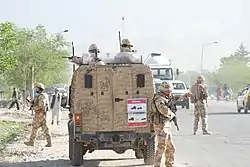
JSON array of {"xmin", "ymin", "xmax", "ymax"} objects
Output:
[
  {"xmin": 68, "ymin": 121, "xmax": 74, "ymax": 160},
  {"xmin": 71, "ymin": 140, "xmax": 84, "ymax": 166},
  {"xmin": 237, "ymin": 108, "xmax": 241, "ymax": 113},
  {"xmin": 181, "ymin": 105, "xmax": 184, "ymax": 108},
  {"xmin": 143, "ymin": 137, "xmax": 155, "ymax": 165},
  {"xmin": 244, "ymin": 108, "xmax": 248, "ymax": 113},
  {"xmin": 135, "ymin": 149, "xmax": 144, "ymax": 159}
]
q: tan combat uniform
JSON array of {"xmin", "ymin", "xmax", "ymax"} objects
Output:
[
  {"xmin": 190, "ymin": 83, "xmax": 210, "ymax": 135},
  {"xmin": 151, "ymin": 93, "xmax": 176, "ymax": 167},
  {"xmin": 25, "ymin": 93, "xmax": 52, "ymax": 146}
]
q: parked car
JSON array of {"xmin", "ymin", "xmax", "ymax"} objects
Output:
[
  {"xmin": 236, "ymin": 87, "xmax": 250, "ymax": 113},
  {"xmin": 168, "ymin": 80, "xmax": 190, "ymax": 109}
]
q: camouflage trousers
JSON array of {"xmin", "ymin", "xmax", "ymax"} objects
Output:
[
  {"xmin": 30, "ymin": 115, "xmax": 51, "ymax": 143},
  {"xmin": 154, "ymin": 123, "xmax": 175, "ymax": 167},
  {"xmin": 193, "ymin": 103, "xmax": 208, "ymax": 133}
]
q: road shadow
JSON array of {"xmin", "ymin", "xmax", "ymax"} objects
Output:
[
  {"xmin": 0, "ymin": 158, "xmax": 137, "ymax": 167},
  {"xmin": 208, "ymin": 112, "xmax": 250, "ymax": 115}
]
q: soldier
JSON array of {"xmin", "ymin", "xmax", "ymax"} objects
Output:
[
  {"xmin": 151, "ymin": 82, "xmax": 176, "ymax": 167},
  {"xmin": 151, "ymin": 81, "xmax": 191, "ymax": 167},
  {"xmin": 190, "ymin": 75, "xmax": 212, "ymax": 135},
  {"xmin": 113, "ymin": 39, "xmax": 141, "ymax": 63},
  {"xmin": 120, "ymin": 39, "xmax": 133, "ymax": 52},
  {"xmin": 24, "ymin": 83, "xmax": 52, "ymax": 147},
  {"xmin": 88, "ymin": 44, "xmax": 105, "ymax": 65}
]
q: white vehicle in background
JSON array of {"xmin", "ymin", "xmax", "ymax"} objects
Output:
[
  {"xmin": 153, "ymin": 78, "xmax": 162, "ymax": 92},
  {"xmin": 153, "ymin": 79, "xmax": 190, "ymax": 109},
  {"xmin": 144, "ymin": 53, "xmax": 179, "ymax": 81},
  {"xmin": 168, "ymin": 80, "xmax": 190, "ymax": 109},
  {"xmin": 236, "ymin": 87, "xmax": 250, "ymax": 113}
]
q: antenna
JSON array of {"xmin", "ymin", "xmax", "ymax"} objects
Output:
[
  {"xmin": 118, "ymin": 31, "xmax": 122, "ymax": 52},
  {"xmin": 71, "ymin": 42, "xmax": 75, "ymax": 56}
]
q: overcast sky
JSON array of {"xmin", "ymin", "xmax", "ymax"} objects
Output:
[{"xmin": 1, "ymin": 0, "xmax": 250, "ymax": 70}]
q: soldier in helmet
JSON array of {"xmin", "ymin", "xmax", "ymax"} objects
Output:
[
  {"xmin": 121, "ymin": 39, "xmax": 133, "ymax": 52},
  {"xmin": 24, "ymin": 83, "xmax": 52, "ymax": 147},
  {"xmin": 88, "ymin": 44, "xmax": 105, "ymax": 65},
  {"xmin": 151, "ymin": 81, "xmax": 191, "ymax": 167},
  {"xmin": 190, "ymin": 75, "xmax": 212, "ymax": 135},
  {"xmin": 113, "ymin": 39, "xmax": 141, "ymax": 63}
]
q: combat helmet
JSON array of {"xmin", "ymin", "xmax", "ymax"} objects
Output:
[
  {"xmin": 158, "ymin": 81, "xmax": 173, "ymax": 92},
  {"xmin": 121, "ymin": 39, "xmax": 133, "ymax": 47},
  {"xmin": 196, "ymin": 75, "xmax": 205, "ymax": 82},
  {"xmin": 88, "ymin": 44, "xmax": 100, "ymax": 53},
  {"xmin": 36, "ymin": 83, "xmax": 45, "ymax": 90}
]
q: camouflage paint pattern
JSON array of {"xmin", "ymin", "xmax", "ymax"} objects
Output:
[
  {"xmin": 153, "ymin": 123, "xmax": 175, "ymax": 167},
  {"xmin": 69, "ymin": 64, "xmax": 155, "ymax": 134},
  {"xmin": 194, "ymin": 102, "xmax": 208, "ymax": 133},
  {"xmin": 30, "ymin": 94, "xmax": 51, "ymax": 143},
  {"xmin": 151, "ymin": 93, "xmax": 175, "ymax": 167}
]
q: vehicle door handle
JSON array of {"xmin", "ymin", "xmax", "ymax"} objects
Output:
[{"xmin": 115, "ymin": 98, "xmax": 124, "ymax": 102}]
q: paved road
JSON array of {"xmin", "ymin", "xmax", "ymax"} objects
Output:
[
  {"xmin": 1, "ymin": 100, "xmax": 249, "ymax": 167},
  {"xmin": 174, "ymin": 100, "xmax": 250, "ymax": 167}
]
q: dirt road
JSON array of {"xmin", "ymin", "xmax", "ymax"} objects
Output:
[{"xmin": 0, "ymin": 108, "xmax": 186, "ymax": 167}]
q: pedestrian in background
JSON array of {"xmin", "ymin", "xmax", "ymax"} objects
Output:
[
  {"xmin": 51, "ymin": 88, "xmax": 62, "ymax": 125},
  {"xmin": 8, "ymin": 88, "xmax": 20, "ymax": 111}
]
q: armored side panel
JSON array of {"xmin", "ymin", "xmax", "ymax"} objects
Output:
[
  {"xmin": 70, "ymin": 64, "xmax": 155, "ymax": 134},
  {"xmin": 70, "ymin": 66, "xmax": 98, "ymax": 134}
]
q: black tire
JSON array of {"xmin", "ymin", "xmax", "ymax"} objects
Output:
[
  {"xmin": 237, "ymin": 108, "xmax": 241, "ymax": 113},
  {"xmin": 135, "ymin": 149, "xmax": 144, "ymax": 159},
  {"xmin": 68, "ymin": 121, "xmax": 74, "ymax": 160},
  {"xmin": 143, "ymin": 137, "xmax": 155, "ymax": 165},
  {"xmin": 71, "ymin": 140, "xmax": 84, "ymax": 166},
  {"xmin": 244, "ymin": 108, "xmax": 248, "ymax": 113},
  {"xmin": 181, "ymin": 105, "xmax": 184, "ymax": 108}
]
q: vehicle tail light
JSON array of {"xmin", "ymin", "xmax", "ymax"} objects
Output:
[{"xmin": 74, "ymin": 113, "xmax": 82, "ymax": 132}]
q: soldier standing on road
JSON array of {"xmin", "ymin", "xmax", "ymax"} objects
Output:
[
  {"xmin": 151, "ymin": 82, "xmax": 177, "ymax": 167},
  {"xmin": 24, "ymin": 83, "xmax": 52, "ymax": 147},
  {"xmin": 51, "ymin": 88, "xmax": 62, "ymax": 125},
  {"xmin": 190, "ymin": 75, "xmax": 212, "ymax": 135}
]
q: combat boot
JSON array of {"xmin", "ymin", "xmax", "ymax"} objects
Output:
[
  {"xmin": 51, "ymin": 120, "xmax": 54, "ymax": 125},
  {"xmin": 203, "ymin": 131, "xmax": 212, "ymax": 135},
  {"xmin": 193, "ymin": 132, "xmax": 197, "ymax": 135},
  {"xmin": 24, "ymin": 141, "xmax": 34, "ymax": 146}
]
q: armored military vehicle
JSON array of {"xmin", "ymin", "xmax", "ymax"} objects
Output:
[{"xmin": 68, "ymin": 61, "xmax": 155, "ymax": 166}]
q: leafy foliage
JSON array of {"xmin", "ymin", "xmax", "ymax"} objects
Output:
[
  {"xmin": 178, "ymin": 43, "xmax": 250, "ymax": 93},
  {"xmin": 0, "ymin": 22, "xmax": 69, "ymax": 89}
]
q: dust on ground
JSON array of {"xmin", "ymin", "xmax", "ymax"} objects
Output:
[{"xmin": 0, "ymin": 108, "xmax": 186, "ymax": 167}]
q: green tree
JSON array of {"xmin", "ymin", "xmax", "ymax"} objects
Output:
[
  {"xmin": 1, "ymin": 22, "xmax": 69, "ymax": 89},
  {"xmin": 220, "ymin": 43, "xmax": 250, "ymax": 65},
  {"xmin": 0, "ymin": 22, "xmax": 19, "ymax": 75},
  {"xmin": 215, "ymin": 43, "xmax": 250, "ymax": 93}
]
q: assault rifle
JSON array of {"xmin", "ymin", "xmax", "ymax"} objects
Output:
[
  {"xmin": 168, "ymin": 97, "xmax": 179, "ymax": 131},
  {"xmin": 26, "ymin": 98, "xmax": 34, "ymax": 110},
  {"xmin": 152, "ymin": 94, "xmax": 188, "ymax": 131}
]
